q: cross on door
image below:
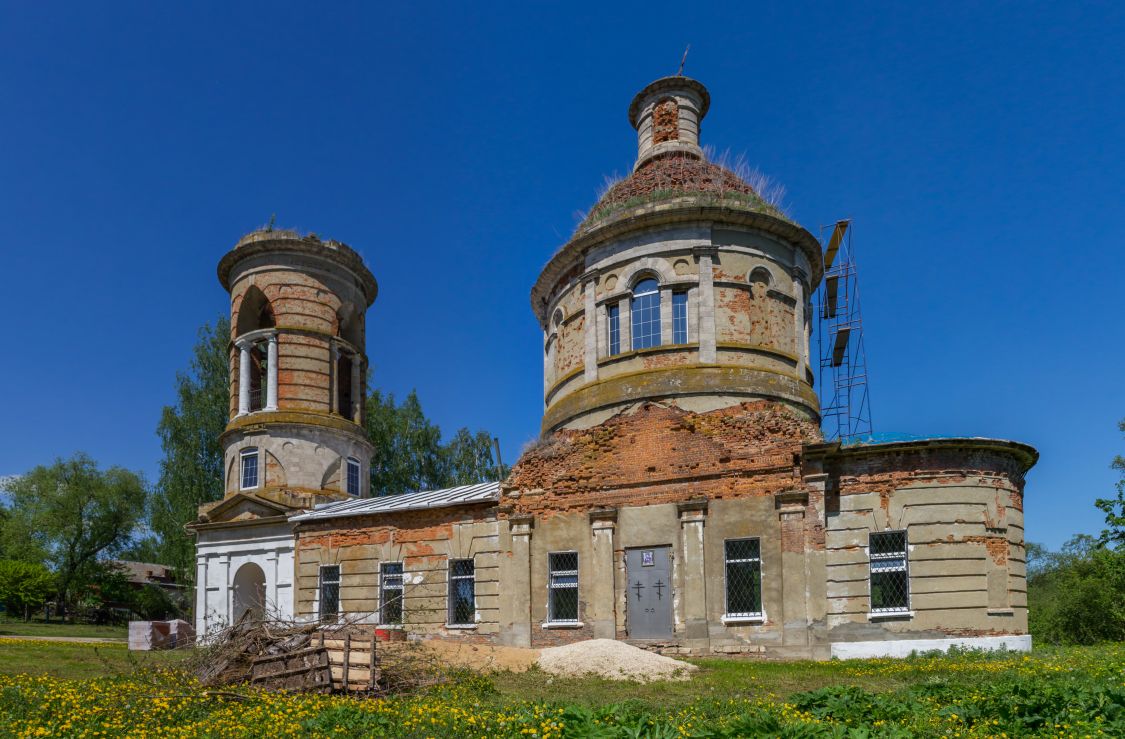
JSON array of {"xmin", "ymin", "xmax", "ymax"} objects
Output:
[
  {"xmin": 653, "ymin": 579, "xmax": 665, "ymax": 600},
  {"xmin": 632, "ymin": 580, "xmax": 645, "ymax": 599}
]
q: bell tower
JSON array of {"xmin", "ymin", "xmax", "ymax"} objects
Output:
[{"xmin": 216, "ymin": 229, "xmax": 378, "ymax": 505}]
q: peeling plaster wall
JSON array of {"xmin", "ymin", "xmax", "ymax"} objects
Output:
[{"xmin": 294, "ymin": 505, "xmax": 500, "ymax": 641}]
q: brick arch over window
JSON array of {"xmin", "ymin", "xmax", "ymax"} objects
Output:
[
  {"xmin": 235, "ymin": 285, "xmax": 275, "ymax": 337},
  {"xmin": 652, "ymin": 97, "xmax": 679, "ymax": 144}
]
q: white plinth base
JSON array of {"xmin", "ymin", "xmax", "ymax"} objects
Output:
[{"xmin": 830, "ymin": 634, "xmax": 1032, "ymax": 660}]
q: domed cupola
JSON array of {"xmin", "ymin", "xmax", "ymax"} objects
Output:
[{"xmin": 531, "ymin": 76, "xmax": 824, "ymax": 433}]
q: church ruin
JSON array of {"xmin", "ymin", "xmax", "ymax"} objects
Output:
[{"xmin": 190, "ymin": 75, "xmax": 1036, "ymax": 659}]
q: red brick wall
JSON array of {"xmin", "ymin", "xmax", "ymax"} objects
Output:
[{"xmin": 505, "ymin": 401, "xmax": 822, "ymax": 517}]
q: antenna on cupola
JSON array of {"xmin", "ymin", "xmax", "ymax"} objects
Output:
[{"xmin": 677, "ymin": 44, "xmax": 691, "ymax": 76}]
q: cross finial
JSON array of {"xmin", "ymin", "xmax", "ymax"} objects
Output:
[{"xmin": 677, "ymin": 45, "xmax": 691, "ymax": 76}]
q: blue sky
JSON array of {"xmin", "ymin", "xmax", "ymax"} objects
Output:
[{"xmin": 0, "ymin": 2, "xmax": 1121, "ymax": 549}]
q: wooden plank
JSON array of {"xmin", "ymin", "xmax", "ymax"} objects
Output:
[
  {"xmin": 342, "ymin": 633, "xmax": 351, "ymax": 690},
  {"xmin": 824, "ymin": 219, "xmax": 849, "ymax": 270}
]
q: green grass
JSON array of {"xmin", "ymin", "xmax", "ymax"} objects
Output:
[
  {"xmin": 0, "ymin": 642, "xmax": 1122, "ymax": 736},
  {"xmin": 0, "ymin": 638, "xmax": 185, "ymax": 679},
  {"xmin": 489, "ymin": 656, "xmax": 910, "ymax": 707},
  {"xmin": 0, "ymin": 615, "xmax": 127, "ymax": 639}
]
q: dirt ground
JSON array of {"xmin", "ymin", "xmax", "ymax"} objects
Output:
[{"xmin": 400, "ymin": 639, "xmax": 541, "ymax": 672}]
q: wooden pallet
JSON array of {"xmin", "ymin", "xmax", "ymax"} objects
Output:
[
  {"xmin": 249, "ymin": 646, "xmax": 332, "ymax": 693},
  {"xmin": 316, "ymin": 631, "xmax": 380, "ymax": 693}
]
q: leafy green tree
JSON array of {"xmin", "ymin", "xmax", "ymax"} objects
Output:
[
  {"xmin": 365, "ymin": 390, "xmax": 446, "ymax": 494},
  {"xmin": 1096, "ymin": 417, "xmax": 1125, "ymax": 548},
  {"xmin": 442, "ymin": 428, "xmax": 508, "ymax": 486},
  {"xmin": 365, "ymin": 390, "xmax": 505, "ymax": 495},
  {"xmin": 149, "ymin": 317, "xmax": 229, "ymax": 583},
  {"xmin": 1, "ymin": 454, "xmax": 147, "ymax": 618},
  {"xmin": 1028, "ymin": 535, "xmax": 1125, "ymax": 644},
  {"xmin": 0, "ymin": 559, "xmax": 54, "ymax": 620}
]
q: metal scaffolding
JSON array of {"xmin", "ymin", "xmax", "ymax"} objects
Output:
[{"xmin": 815, "ymin": 219, "xmax": 873, "ymax": 442}]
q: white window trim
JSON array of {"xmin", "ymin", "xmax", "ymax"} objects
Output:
[
  {"xmin": 345, "ymin": 456, "xmax": 361, "ymax": 496},
  {"xmin": 723, "ymin": 537, "xmax": 764, "ymax": 620},
  {"xmin": 547, "ymin": 550, "xmax": 580, "ymax": 624},
  {"xmin": 447, "ymin": 557, "xmax": 476, "ymax": 627},
  {"xmin": 239, "ymin": 447, "xmax": 260, "ymax": 491}
]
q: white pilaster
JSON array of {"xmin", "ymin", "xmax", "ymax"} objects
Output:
[
  {"xmin": 267, "ymin": 552, "xmax": 280, "ymax": 613},
  {"xmin": 219, "ymin": 554, "xmax": 231, "ymax": 627},
  {"xmin": 195, "ymin": 555, "xmax": 208, "ymax": 636}
]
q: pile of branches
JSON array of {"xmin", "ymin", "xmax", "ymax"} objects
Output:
[
  {"xmin": 187, "ymin": 610, "xmax": 455, "ymax": 696},
  {"xmin": 190, "ymin": 613, "xmax": 331, "ymax": 688}
]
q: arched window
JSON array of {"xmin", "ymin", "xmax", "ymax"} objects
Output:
[
  {"xmin": 631, "ymin": 278, "xmax": 661, "ymax": 350},
  {"xmin": 239, "ymin": 447, "xmax": 259, "ymax": 490},
  {"xmin": 346, "ymin": 457, "xmax": 361, "ymax": 496}
]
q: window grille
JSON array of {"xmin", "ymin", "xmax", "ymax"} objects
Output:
[
  {"xmin": 448, "ymin": 558, "xmax": 475, "ymax": 626},
  {"xmin": 547, "ymin": 552, "xmax": 579, "ymax": 622},
  {"xmin": 630, "ymin": 279, "xmax": 661, "ymax": 350},
  {"xmin": 672, "ymin": 291, "xmax": 688, "ymax": 344},
  {"xmin": 346, "ymin": 457, "xmax": 360, "ymax": 496},
  {"xmin": 319, "ymin": 565, "xmax": 340, "ymax": 622},
  {"xmin": 240, "ymin": 448, "xmax": 259, "ymax": 490},
  {"xmin": 869, "ymin": 531, "xmax": 910, "ymax": 613},
  {"xmin": 607, "ymin": 303, "xmax": 620, "ymax": 355},
  {"xmin": 724, "ymin": 538, "xmax": 762, "ymax": 617},
  {"xmin": 380, "ymin": 562, "xmax": 404, "ymax": 624}
]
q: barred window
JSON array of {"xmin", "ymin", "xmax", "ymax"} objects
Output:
[
  {"xmin": 448, "ymin": 558, "xmax": 476, "ymax": 626},
  {"xmin": 672, "ymin": 291, "xmax": 688, "ymax": 344},
  {"xmin": 724, "ymin": 539, "xmax": 762, "ymax": 617},
  {"xmin": 630, "ymin": 279, "xmax": 661, "ymax": 350},
  {"xmin": 869, "ymin": 531, "xmax": 910, "ymax": 613},
  {"xmin": 240, "ymin": 448, "xmax": 259, "ymax": 490},
  {"xmin": 346, "ymin": 457, "xmax": 361, "ymax": 496},
  {"xmin": 548, "ymin": 552, "xmax": 579, "ymax": 622},
  {"xmin": 318, "ymin": 565, "xmax": 340, "ymax": 622},
  {"xmin": 380, "ymin": 562, "xmax": 404, "ymax": 624},
  {"xmin": 607, "ymin": 303, "xmax": 620, "ymax": 355}
]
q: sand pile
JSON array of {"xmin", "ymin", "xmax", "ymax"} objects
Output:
[{"xmin": 537, "ymin": 639, "xmax": 698, "ymax": 682}]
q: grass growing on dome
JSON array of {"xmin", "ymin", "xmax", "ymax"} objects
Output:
[{"xmin": 573, "ymin": 150, "xmax": 795, "ymax": 236}]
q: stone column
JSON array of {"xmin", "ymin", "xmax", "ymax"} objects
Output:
[
  {"xmin": 195, "ymin": 555, "xmax": 208, "ymax": 637},
  {"xmin": 660, "ymin": 286, "xmax": 674, "ymax": 345},
  {"xmin": 687, "ymin": 286, "xmax": 700, "ymax": 345},
  {"xmin": 500, "ymin": 516, "xmax": 534, "ymax": 647},
  {"xmin": 588, "ymin": 509, "xmax": 618, "ymax": 639},
  {"xmin": 583, "ymin": 271, "xmax": 598, "ymax": 381},
  {"xmin": 350, "ymin": 352, "xmax": 362, "ymax": 422},
  {"xmin": 219, "ymin": 554, "xmax": 231, "ymax": 627},
  {"xmin": 694, "ymin": 246, "xmax": 717, "ymax": 363},
  {"xmin": 237, "ymin": 341, "xmax": 251, "ymax": 415},
  {"xmin": 265, "ymin": 332, "xmax": 279, "ymax": 411},
  {"xmin": 677, "ymin": 500, "xmax": 709, "ymax": 648},
  {"xmin": 792, "ymin": 269, "xmax": 807, "ymax": 382}
]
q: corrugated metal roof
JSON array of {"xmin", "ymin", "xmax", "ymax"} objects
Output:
[{"xmin": 290, "ymin": 481, "xmax": 500, "ymax": 522}]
